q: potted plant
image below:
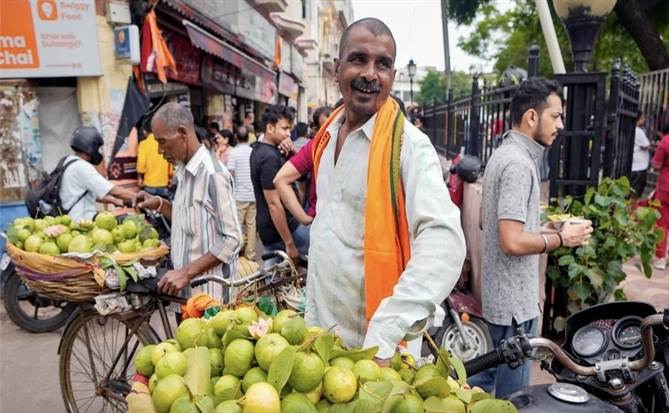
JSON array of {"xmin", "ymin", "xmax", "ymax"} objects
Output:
[{"xmin": 544, "ymin": 177, "xmax": 661, "ymax": 329}]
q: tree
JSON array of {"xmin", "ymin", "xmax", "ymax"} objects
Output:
[
  {"xmin": 417, "ymin": 70, "xmax": 472, "ymax": 105},
  {"xmin": 416, "ymin": 70, "xmax": 446, "ymax": 105},
  {"xmin": 450, "ymin": 0, "xmax": 669, "ymax": 73}
]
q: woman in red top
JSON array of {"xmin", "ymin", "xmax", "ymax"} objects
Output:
[{"xmin": 650, "ymin": 123, "xmax": 669, "ymax": 270}]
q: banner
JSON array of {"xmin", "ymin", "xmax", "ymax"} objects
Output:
[{"xmin": 0, "ymin": 0, "xmax": 101, "ymax": 78}]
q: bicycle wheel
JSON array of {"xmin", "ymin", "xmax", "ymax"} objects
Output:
[{"xmin": 59, "ymin": 309, "xmax": 159, "ymax": 413}]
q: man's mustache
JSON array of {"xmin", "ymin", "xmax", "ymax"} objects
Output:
[{"xmin": 351, "ymin": 78, "xmax": 381, "ymax": 92}]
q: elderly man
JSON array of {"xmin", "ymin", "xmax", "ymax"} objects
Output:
[
  {"xmin": 305, "ymin": 18, "xmax": 466, "ymax": 364},
  {"xmin": 135, "ymin": 102, "xmax": 241, "ymax": 298}
]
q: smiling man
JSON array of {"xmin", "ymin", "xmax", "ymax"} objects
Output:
[{"xmin": 304, "ymin": 18, "xmax": 466, "ymax": 364}]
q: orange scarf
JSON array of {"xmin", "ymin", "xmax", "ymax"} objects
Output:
[{"xmin": 312, "ymin": 99, "xmax": 411, "ymax": 320}]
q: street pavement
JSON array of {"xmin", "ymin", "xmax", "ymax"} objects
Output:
[{"xmin": 0, "ymin": 260, "xmax": 666, "ymax": 412}]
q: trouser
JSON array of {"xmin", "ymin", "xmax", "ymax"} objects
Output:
[
  {"xmin": 262, "ymin": 224, "xmax": 310, "ymax": 265},
  {"xmin": 468, "ymin": 317, "xmax": 537, "ymax": 398},
  {"xmin": 630, "ymin": 170, "xmax": 647, "ymax": 198},
  {"xmin": 236, "ymin": 201, "xmax": 257, "ymax": 261},
  {"xmin": 143, "ymin": 186, "xmax": 172, "ymax": 199}
]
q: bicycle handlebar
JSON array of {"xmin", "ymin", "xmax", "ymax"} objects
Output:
[{"xmin": 464, "ymin": 312, "xmax": 668, "ymax": 378}]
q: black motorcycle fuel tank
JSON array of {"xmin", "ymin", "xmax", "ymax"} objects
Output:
[{"xmin": 507, "ymin": 384, "xmax": 624, "ymax": 413}]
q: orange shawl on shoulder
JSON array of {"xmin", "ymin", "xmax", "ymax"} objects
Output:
[{"xmin": 311, "ymin": 98, "xmax": 411, "ymax": 320}]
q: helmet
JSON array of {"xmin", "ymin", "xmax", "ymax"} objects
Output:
[
  {"xmin": 455, "ymin": 155, "xmax": 482, "ymax": 183},
  {"xmin": 70, "ymin": 127, "xmax": 104, "ymax": 165}
]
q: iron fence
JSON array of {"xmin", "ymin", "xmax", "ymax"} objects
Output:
[
  {"xmin": 421, "ymin": 49, "xmax": 640, "ymax": 198},
  {"xmin": 639, "ymin": 68, "xmax": 669, "ymax": 140}
]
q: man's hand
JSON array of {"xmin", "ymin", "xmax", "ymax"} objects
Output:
[
  {"xmin": 157, "ymin": 268, "xmax": 190, "ymax": 296},
  {"xmin": 134, "ymin": 191, "xmax": 160, "ymax": 210},
  {"xmin": 373, "ymin": 357, "xmax": 391, "ymax": 368},
  {"xmin": 285, "ymin": 242, "xmax": 300, "ymax": 261},
  {"xmin": 278, "ymin": 138, "xmax": 295, "ymax": 156},
  {"xmin": 561, "ymin": 220, "xmax": 593, "ymax": 247}
]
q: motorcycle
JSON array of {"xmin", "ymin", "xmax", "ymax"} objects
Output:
[
  {"xmin": 463, "ymin": 301, "xmax": 669, "ymax": 413},
  {"xmin": 1, "ymin": 206, "xmax": 171, "ymax": 333},
  {"xmin": 1, "ymin": 248, "xmax": 77, "ymax": 333},
  {"xmin": 424, "ymin": 153, "xmax": 492, "ymax": 362}
]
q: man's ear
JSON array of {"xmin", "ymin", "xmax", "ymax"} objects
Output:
[
  {"xmin": 525, "ymin": 109, "xmax": 538, "ymax": 129},
  {"xmin": 177, "ymin": 125, "xmax": 188, "ymax": 137}
]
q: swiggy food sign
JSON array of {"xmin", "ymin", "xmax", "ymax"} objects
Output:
[{"xmin": 0, "ymin": 0, "xmax": 101, "ymax": 77}]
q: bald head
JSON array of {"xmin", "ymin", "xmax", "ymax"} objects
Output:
[
  {"xmin": 339, "ymin": 18, "xmax": 396, "ymax": 60},
  {"xmin": 152, "ymin": 102, "xmax": 195, "ymax": 133}
]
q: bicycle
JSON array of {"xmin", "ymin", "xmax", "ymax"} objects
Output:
[{"xmin": 58, "ymin": 251, "xmax": 304, "ymax": 413}]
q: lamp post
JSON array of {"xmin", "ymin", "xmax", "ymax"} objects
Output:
[
  {"xmin": 553, "ymin": 0, "xmax": 617, "ymax": 72},
  {"xmin": 408, "ymin": 59, "xmax": 417, "ymax": 106}
]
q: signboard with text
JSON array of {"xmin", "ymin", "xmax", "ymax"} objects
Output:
[{"xmin": 0, "ymin": 0, "xmax": 102, "ymax": 78}]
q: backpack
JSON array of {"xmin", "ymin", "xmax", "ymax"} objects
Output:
[{"xmin": 25, "ymin": 157, "xmax": 87, "ymax": 218}]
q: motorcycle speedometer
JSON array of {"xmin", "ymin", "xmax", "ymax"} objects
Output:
[
  {"xmin": 612, "ymin": 316, "xmax": 643, "ymax": 349},
  {"xmin": 572, "ymin": 325, "xmax": 607, "ymax": 358}
]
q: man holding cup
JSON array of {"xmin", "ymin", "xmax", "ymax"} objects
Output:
[{"xmin": 473, "ymin": 78, "xmax": 593, "ymax": 397}]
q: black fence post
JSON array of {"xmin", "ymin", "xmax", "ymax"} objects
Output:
[
  {"xmin": 603, "ymin": 60, "xmax": 621, "ymax": 178},
  {"xmin": 468, "ymin": 74, "xmax": 481, "ymax": 157},
  {"xmin": 446, "ymin": 88, "xmax": 454, "ymax": 156},
  {"xmin": 431, "ymin": 101, "xmax": 437, "ymax": 148},
  {"xmin": 528, "ymin": 44, "xmax": 540, "ymax": 78}
]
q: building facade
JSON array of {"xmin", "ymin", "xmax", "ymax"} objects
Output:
[
  {"xmin": 392, "ymin": 65, "xmax": 435, "ymax": 109},
  {"xmin": 302, "ymin": 0, "xmax": 354, "ymax": 115},
  {"xmin": 0, "ymin": 0, "xmax": 316, "ymax": 237}
]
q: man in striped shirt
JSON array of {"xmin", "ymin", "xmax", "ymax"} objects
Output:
[
  {"xmin": 135, "ymin": 102, "xmax": 241, "ymax": 299},
  {"xmin": 227, "ymin": 126, "xmax": 257, "ymax": 261}
]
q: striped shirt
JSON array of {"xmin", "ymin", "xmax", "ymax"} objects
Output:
[
  {"xmin": 226, "ymin": 143, "xmax": 255, "ymax": 202},
  {"xmin": 171, "ymin": 145, "xmax": 242, "ymax": 300}
]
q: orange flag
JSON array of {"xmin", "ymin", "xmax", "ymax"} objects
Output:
[
  {"xmin": 273, "ymin": 35, "xmax": 282, "ymax": 69},
  {"xmin": 143, "ymin": 10, "xmax": 177, "ymax": 83}
]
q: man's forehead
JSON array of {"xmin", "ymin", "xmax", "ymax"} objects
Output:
[{"xmin": 342, "ymin": 26, "xmax": 396, "ymax": 59}]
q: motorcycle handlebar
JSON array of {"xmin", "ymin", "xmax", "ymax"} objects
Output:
[
  {"xmin": 464, "ymin": 313, "xmax": 667, "ymax": 378},
  {"xmin": 464, "ymin": 348, "xmax": 506, "ymax": 377}
]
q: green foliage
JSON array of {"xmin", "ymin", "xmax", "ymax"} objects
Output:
[
  {"xmin": 417, "ymin": 70, "xmax": 446, "ymax": 105},
  {"xmin": 453, "ymin": 0, "xmax": 669, "ymax": 75},
  {"xmin": 417, "ymin": 70, "xmax": 472, "ymax": 105},
  {"xmin": 545, "ymin": 177, "xmax": 661, "ymax": 316}
]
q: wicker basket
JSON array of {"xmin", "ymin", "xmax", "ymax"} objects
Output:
[{"xmin": 7, "ymin": 242, "xmax": 169, "ymax": 302}]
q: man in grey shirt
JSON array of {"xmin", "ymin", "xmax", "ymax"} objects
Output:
[{"xmin": 472, "ymin": 78, "xmax": 593, "ymax": 397}]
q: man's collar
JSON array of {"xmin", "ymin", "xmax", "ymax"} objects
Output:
[
  {"xmin": 185, "ymin": 145, "xmax": 208, "ymax": 175},
  {"xmin": 327, "ymin": 110, "xmax": 378, "ymax": 141},
  {"xmin": 505, "ymin": 129, "xmax": 546, "ymax": 160}
]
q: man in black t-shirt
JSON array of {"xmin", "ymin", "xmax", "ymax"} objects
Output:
[{"xmin": 250, "ymin": 105, "xmax": 310, "ymax": 260}]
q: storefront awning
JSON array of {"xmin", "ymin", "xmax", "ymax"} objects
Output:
[{"xmin": 183, "ymin": 20, "xmax": 275, "ymax": 82}]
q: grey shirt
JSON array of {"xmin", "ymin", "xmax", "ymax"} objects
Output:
[{"xmin": 481, "ymin": 130, "xmax": 545, "ymax": 326}]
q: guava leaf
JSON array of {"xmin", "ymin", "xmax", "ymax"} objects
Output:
[
  {"xmin": 435, "ymin": 348, "xmax": 452, "ymax": 377},
  {"xmin": 450, "ymin": 354, "xmax": 467, "ymax": 386},
  {"xmin": 222, "ymin": 328, "xmax": 249, "ymax": 348},
  {"xmin": 113, "ymin": 263, "xmax": 127, "ymax": 291},
  {"xmin": 330, "ymin": 346, "xmax": 379, "ymax": 362},
  {"xmin": 359, "ymin": 380, "xmax": 394, "ymax": 402},
  {"xmin": 349, "ymin": 398, "xmax": 382, "ymax": 413},
  {"xmin": 424, "ymin": 396, "xmax": 466, "ymax": 413},
  {"xmin": 124, "ymin": 265, "xmax": 139, "ymax": 282},
  {"xmin": 99, "ymin": 256, "xmax": 115, "ymax": 269},
  {"xmin": 415, "ymin": 376, "xmax": 450, "ymax": 398},
  {"xmin": 314, "ymin": 333, "xmax": 335, "ymax": 364},
  {"xmin": 470, "ymin": 399, "xmax": 518, "ymax": 413},
  {"xmin": 267, "ymin": 345, "xmax": 296, "ymax": 393}
]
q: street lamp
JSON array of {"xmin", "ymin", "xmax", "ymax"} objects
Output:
[
  {"xmin": 553, "ymin": 0, "xmax": 617, "ymax": 72},
  {"xmin": 407, "ymin": 58, "xmax": 417, "ymax": 106}
]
